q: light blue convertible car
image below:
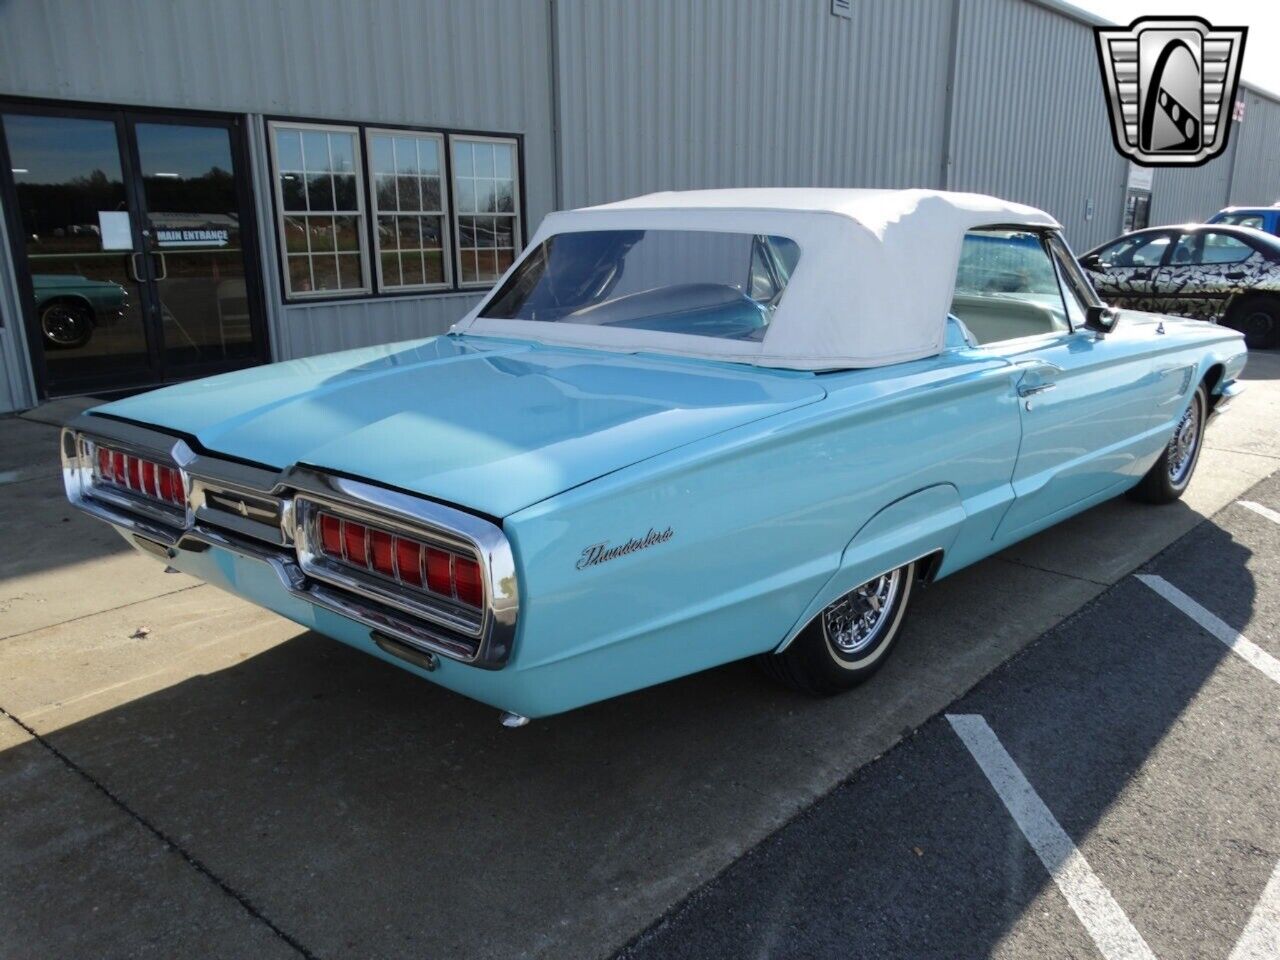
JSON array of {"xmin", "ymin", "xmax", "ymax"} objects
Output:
[{"xmin": 62, "ymin": 189, "xmax": 1247, "ymax": 724}]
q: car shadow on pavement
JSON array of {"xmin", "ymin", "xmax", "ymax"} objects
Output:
[
  {"xmin": 0, "ymin": 510, "xmax": 1262, "ymax": 960},
  {"xmin": 618, "ymin": 517, "xmax": 1267, "ymax": 959}
]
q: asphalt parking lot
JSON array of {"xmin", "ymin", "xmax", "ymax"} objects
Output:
[{"xmin": 1, "ymin": 350, "xmax": 1278, "ymax": 960}]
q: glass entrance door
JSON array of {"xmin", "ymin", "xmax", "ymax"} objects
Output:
[{"xmin": 0, "ymin": 102, "xmax": 266, "ymax": 398}]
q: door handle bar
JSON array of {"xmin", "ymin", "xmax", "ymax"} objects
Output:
[
  {"xmin": 151, "ymin": 252, "xmax": 168, "ymax": 281},
  {"xmin": 1017, "ymin": 381, "xmax": 1057, "ymax": 397},
  {"xmin": 129, "ymin": 252, "xmax": 146, "ymax": 282}
]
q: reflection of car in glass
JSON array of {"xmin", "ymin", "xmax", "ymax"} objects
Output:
[
  {"xmin": 32, "ymin": 274, "xmax": 128, "ymax": 349},
  {"xmin": 1208, "ymin": 206, "xmax": 1280, "ymax": 237},
  {"xmin": 61, "ymin": 190, "xmax": 1246, "ymax": 724},
  {"xmin": 1080, "ymin": 224, "xmax": 1280, "ymax": 348}
]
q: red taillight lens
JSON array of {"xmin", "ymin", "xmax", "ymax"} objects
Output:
[
  {"xmin": 343, "ymin": 520, "xmax": 368, "ymax": 565},
  {"xmin": 424, "ymin": 548, "xmax": 453, "ymax": 596},
  {"xmin": 94, "ymin": 444, "xmax": 182, "ymax": 509},
  {"xmin": 312, "ymin": 509, "xmax": 483, "ymax": 609},
  {"xmin": 395, "ymin": 537, "xmax": 423, "ymax": 586},
  {"xmin": 319, "ymin": 514, "xmax": 343, "ymax": 556},
  {"xmin": 453, "ymin": 557, "xmax": 483, "ymax": 607},
  {"xmin": 369, "ymin": 529, "xmax": 396, "ymax": 578}
]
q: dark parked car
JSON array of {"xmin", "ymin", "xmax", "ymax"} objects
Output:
[
  {"xmin": 33, "ymin": 273, "xmax": 128, "ymax": 349},
  {"xmin": 1081, "ymin": 224, "xmax": 1280, "ymax": 348}
]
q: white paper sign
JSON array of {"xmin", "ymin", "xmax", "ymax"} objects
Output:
[{"xmin": 98, "ymin": 211, "xmax": 133, "ymax": 251}]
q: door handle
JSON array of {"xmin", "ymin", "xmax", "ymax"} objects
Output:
[
  {"xmin": 130, "ymin": 252, "xmax": 146, "ymax": 282},
  {"xmin": 151, "ymin": 252, "xmax": 168, "ymax": 281},
  {"xmin": 1017, "ymin": 381, "xmax": 1057, "ymax": 397}
]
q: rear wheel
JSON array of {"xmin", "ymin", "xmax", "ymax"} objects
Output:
[
  {"xmin": 758, "ymin": 561, "xmax": 916, "ymax": 695},
  {"xmin": 1129, "ymin": 384, "xmax": 1206, "ymax": 504},
  {"xmin": 40, "ymin": 300, "xmax": 94, "ymax": 349},
  {"xmin": 1224, "ymin": 295, "xmax": 1279, "ymax": 349}
]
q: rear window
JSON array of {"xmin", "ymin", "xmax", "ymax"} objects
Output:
[
  {"xmin": 1213, "ymin": 213, "xmax": 1265, "ymax": 229},
  {"xmin": 479, "ymin": 229, "xmax": 800, "ymax": 342}
]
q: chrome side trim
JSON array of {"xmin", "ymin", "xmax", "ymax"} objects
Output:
[{"xmin": 62, "ymin": 416, "xmax": 519, "ymax": 669}]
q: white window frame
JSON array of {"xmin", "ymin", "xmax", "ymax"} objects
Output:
[
  {"xmin": 449, "ymin": 134, "xmax": 523, "ymax": 289},
  {"xmin": 267, "ymin": 120, "xmax": 371, "ymax": 300},
  {"xmin": 365, "ymin": 128, "xmax": 452, "ymax": 293}
]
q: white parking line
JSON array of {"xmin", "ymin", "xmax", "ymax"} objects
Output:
[
  {"xmin": 1135, "ymin": 575, "xmax": 1280, "ymax": 688},
  {"xmin": 947, "ymin": 713, "xmax": 1158, "ymax": 960},
  {"xmin": 1230, "ymin": 859, "xmax": 1280, "ymax": 960},
  {"xmin": 1239, "ymin": 500, "xmax": 1280, "ymax": 526}
]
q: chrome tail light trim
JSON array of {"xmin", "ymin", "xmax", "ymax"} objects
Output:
[{"xmin": 60, "ymin": 418, "xmax": 519, "ymax": 669}]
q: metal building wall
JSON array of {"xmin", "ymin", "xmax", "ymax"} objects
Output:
[
  {"xmin": 947, "ymin": 0, "xmax": 1127, "ymax": 250},
  {"xmin": 1227, "ymin": 89, "xmax": 1280, "ymax": 207},
  {"xmin": 1148, "ymin": 145, "xmax": 1235, "ymax": 227},
  {"xmin": 552, "ymin": 0, "xmax": 952, "ymax": 208},
  {"xmin": 0, "ymin": 0, "xmax": 556, "ymax": 408}
]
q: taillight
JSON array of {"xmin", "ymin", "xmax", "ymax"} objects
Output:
[
  {"xmin": 92, "ymin": 443, "xmax": 185, "ymax": 508},
  {"xmin": 313, "ymin": 510, "xmax": 483, "ymax": 608}
]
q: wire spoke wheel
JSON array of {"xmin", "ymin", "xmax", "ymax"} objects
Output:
[
  {"xmin": 822, "ymin": 567, "xmax": 904, "ymax": 660},
  {"xmin": 1166, "ymin": 395, "xmax": 1201, "ymax": 486}
]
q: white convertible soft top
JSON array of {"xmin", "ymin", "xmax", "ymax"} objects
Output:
[{"xmin": 454, "ymin": 188, "xmax": 1060, "ymax": 370}]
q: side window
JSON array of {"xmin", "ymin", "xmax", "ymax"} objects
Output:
[
  {"xmin": 1048, "ymin": 240, "xmax": 1091, "ymax": 330},
  {"xmin": 1169, "ymin": 233, "xmax": 1201, "ymax": 265},
  {"xmin": 1104, "ymin": 233, "xmax": 1171, "ymax": 268},
  {"xmin": 950, "ymin": 230, "xmax": 1071, "ymax": 344},
  {"xmin": 1197, "ymin": 232, "xmax": 1254, "ymax": 265}
]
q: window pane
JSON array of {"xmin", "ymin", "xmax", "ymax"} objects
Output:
[
  {"xmin": 310, "ymin": 217, "xmax": 336, "ymax": 252},
  {"xmin": 329, "ymin": 132, "xmax": 355, "ymax": 173},
  {"xmin": 401, "ymin": 250, "xmax": 425, "ymax": 286},
  {"xmin": 394, "ymin": 137, "xmax": 418, "ymax": 175},
  {"xmin": 418, "ymin": 138, "xmax": 440, "ymax": 175},
  {"xmin": 494, "ymin": 143, "xmax": 513, "ymax": 179},
  {"xmin": 276, "ymin": 129, "xmax": 303, "ymax": 171},
  {"xmin": 1200, "ymin": 233, "xmax": 1253, "ymax": 264},
  {"xmin": 381, "ymin": 251, "xmax": 401, "ymax": 287},
  {"xmin": 333, "ymin": 173, "xmax": 356, "ymax": 211},
  {"xmin": 397, "ymin": 175, "xmax": 421, "ymax": 212},
  {"xmin": 378, "ymin": 215, "xmax": 398, "ymax": 251},
  {"xmin": 494, "ymin": 217, "xmax": 514, "ymax": 250},
  {"xmin": 337, "ymin": 254, "xmax": 363, "ymax": 289},
  {"xmin": 456, "ymin": 178, "xmax": 476, "ymax": 213},
  {"xmin": 425, "ymin": 249, "xmax": 445, "ymax": 283},
  {"xmin": 370, "ymin": 135, "xmax": 394, "ymax": 176},
  {"xmin": 281, "ymin": 173, "xmax": 306, "ymax": 211},
  {"xmin": 496, "ymin": 181, "xmax": 514, "ymax": 213},
  {"xmin": 481, "ymin": 230, "xmax": 792, "ymax": 339},
  {"xmin": 375, "ymin": 174, "xmax": 397, "ymax": 212},
  {"xmin": 461, "ymin": 249, "xmax": 478, "ymax": 283},
  {"xmin": 302, "ymin": 131, "xmax": 330, "ymax": 172},
  {"xmin": 458, "ymin": 217, "xmax": 476, "ymax": 249},
  {"xmin": 454, "ymin": 141, "xmax": 473, "ymax": 176},
  {"xmin": 311, "ymin": 253, "xmax": 339, "ymax": 290},
  {"xmin": 288, "ymin": 255, "xmax": 313, "ymax": 292},
  {"xmin": 306, "ymin": 173, "xmax": 334, "ymax": 212},
  {"xmin": 284, "ymin": 216, "xmax": 308, "ymax": 253},
  {"xmin": 422, "ymin": 176, "xmax": 442, "ymax": 210},
  {"xmin": 950, "ymin": 230, "xmax": 1070, "ymax": 343},
  {"xmin": 495, "ymin": 249, "xmax": 514, "ymax": 274},
  {"xmin": 421, "ymin": 215, "xmax": 443, "ymax": 249},
  {"xmin": 478, "ymin": 180, "xmax": 497, "ymax": 214},
  {"xmin": 334, "ymin": 215, "xmax": 360, "ymax": 251},
  {"xmin": 473, "ymin": 142, "xmax": 495, "ymax": 178},
  {"xmin": 398, "ymin": 216, "xmax": 420, "ymax": 250}
]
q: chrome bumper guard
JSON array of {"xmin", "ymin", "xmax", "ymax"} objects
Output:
[{"xmin": 61, "ymin": 415, "xmax": 518, "ymax": 669}]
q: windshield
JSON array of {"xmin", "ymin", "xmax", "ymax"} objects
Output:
[{"xmin": 479, "ymin": 229, "xmax": 800, "ymax": 342}]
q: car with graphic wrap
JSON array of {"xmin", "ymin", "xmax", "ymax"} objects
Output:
[
  {"xmin": 61, "ymin": 189, "xmax": 1246, "ymax": 724},
  {"xmin": 1081, "ymin": 223, "xmax": 1280, "ymax": 348}
]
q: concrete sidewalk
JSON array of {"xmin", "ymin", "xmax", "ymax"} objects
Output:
[{"xmin": 1, "ymin": 352, "xmax": 1277, "ymax": 959}]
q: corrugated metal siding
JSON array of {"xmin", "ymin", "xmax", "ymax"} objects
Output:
[
  {"xmin": 0, "ymin": 0, "xmax": 556, "ymax": 365},
  {"xmin": 948, "ymin": 0, "xmax": 1127, "ymax": 249},
  {"xmin": 1227, "ymin": 89, "xmax": 1280, "ymax": 207},
  {"xmin": 1148, "ymin": 147, "xmax": 1234, "ymax": 227},
  {"xmin": 553, "ymin": 0, "xmax": 951, "ymax": 208}
]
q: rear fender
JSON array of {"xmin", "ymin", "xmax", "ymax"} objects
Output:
[{"xmin": 774, "ymin": 483, "xmax": 966, "ymax": 652}]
